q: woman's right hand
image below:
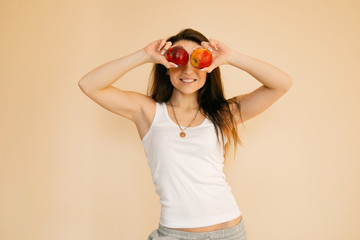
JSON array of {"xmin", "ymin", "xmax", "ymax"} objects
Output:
[{"xmin": 143, "ymin": 39, "xmax": 178, "ymax": 68}]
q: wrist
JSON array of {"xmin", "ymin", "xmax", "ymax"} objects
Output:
[
  {"xmin": 137, "ymin": 48, "xmax": 151, "ymax": 64},
  {"xmin": 226, "ymin": 50, "xmax": 237, "ymax": 66}
]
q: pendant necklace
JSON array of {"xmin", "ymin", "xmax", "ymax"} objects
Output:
[{"xmin": 169, "ymin": 100, "xmax": 200, "ymax": 138}]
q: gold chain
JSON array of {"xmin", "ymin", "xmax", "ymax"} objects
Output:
[{"xmin": 169, "ymin": 100, "xmax": 200, "ymax": 138}]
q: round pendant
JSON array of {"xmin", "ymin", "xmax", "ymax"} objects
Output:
[{"xmin": 180, "ymin": 131, "xmax": 186, "ymax": 138}]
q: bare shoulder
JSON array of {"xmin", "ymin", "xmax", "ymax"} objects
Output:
[
  {"xmin": 131, "ymin": 92, "xmax": 156, "ymax": 140},
  {"xmin": 109, "ymin": 89, "xmax": 156, "ymax": 126},
  {"xmin": 133, "ymin": 92, "xmax": 156, "ymax": 124},
  {"xmin": 229, "ymin": 83, "xmax": 292, "ymax": 124}
]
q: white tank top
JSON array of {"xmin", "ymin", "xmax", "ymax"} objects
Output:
[{"xmin": 141, "ymin": 102, "xmax": 241, "ymax": 228}]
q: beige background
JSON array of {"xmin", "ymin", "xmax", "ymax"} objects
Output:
[{"xmin": 1, "ymin": 0, "xmax": 359, "ymax": 239}]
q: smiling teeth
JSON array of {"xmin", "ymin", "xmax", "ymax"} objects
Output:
[{"xmin": 181, "ymin": 79, "xmax": 196, "ymax": 82}]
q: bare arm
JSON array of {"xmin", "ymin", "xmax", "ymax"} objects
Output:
[
  {"xmin": 78, "ymin": 39, "xmax": 176, "ymax": 122},
  {"xmin": 228, "ymin": 51, "xmax": 293, "ymax": 123},
  {"xmin": 202, "ymin": 39, "xmax": 293, "ymax": 123},
  {"xmin": 78, "ymin": 49, "xmax": 148, "ymax": 92}
]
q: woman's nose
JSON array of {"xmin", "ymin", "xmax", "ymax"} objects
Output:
[{"xmin": 183, "ymin": 60, "xmax": 195, "ymax": 73}]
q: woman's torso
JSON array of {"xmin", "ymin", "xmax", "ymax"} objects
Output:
[
  {"xmin": 136, "ymin": 98, "xmax": 241, "ymax": 232},
  {"xmin": 169, "ymin": 216, "xmax": 242, "ymax": 233}
]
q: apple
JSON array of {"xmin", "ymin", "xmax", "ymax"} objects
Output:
[
  {"xmin": 165, "ymin": 46, "xmax": 189, "ymax": 67},
  {"xmin": 190, "ymin": 48, "xmax": 212, "ymax": 69}
]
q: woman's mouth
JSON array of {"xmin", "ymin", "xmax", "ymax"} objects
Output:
[{"xmin": 180, "ymin": 78, "xmax": 197, "ymax": 83}]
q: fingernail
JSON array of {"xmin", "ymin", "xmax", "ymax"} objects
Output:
[{"xmin": 161, "ymin": 50, "xmax": 166, "ymax": 55}]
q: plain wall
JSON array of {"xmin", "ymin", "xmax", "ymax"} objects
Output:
[{"xmin": 1, "ymin": 0, "xmax": 359, "ymax": 239}]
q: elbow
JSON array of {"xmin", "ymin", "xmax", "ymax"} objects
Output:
[
  {"xmin": 282, "ymin": 75, "xmax": 294, "ymax": 92},
  {"xmin": 285, "ymin": 78, "xmax": 294, "ymax": 91},
  {"xmin": 78, "ymin": 79, "xmax": 84, "ymax": 90},
  {"xmin": 78, "ymin": 78, "xmax": 89, "ymax": 93},
  {"xmin": 287, "ymin": 76, "xmax": 294, "ymax": 90}
]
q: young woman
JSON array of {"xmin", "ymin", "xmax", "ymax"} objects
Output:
[{"xmin": 78, "ymin": 28, "xmax": 293, "ymax": 240}]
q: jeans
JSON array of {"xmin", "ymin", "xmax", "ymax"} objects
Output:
[{"xmin": 147, "ymin": 217, "xmax": 247, "ymax": 240}]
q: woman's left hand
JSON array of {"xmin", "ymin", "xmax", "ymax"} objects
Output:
[{"xmin": 200, "ymin": 39, "xmax": 233, "ymax": 73}]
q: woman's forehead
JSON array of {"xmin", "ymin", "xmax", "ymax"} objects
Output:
[
  {"xmin": 174, "ymin": 40, "xmax": 200, "ymax": 46},
  {"xmin": 172, "ymin": 40, "xmax": 201, "ymax": 52}
]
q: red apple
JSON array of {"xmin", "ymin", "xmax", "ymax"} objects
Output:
[
  {"xmin": 165, "ymin": 46, "xmax": 189, "ymax": 67},
  {"xmin": 190, "ymin": 48, "xmax": 212, "ymax": 69}
]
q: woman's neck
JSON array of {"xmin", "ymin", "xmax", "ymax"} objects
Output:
[{"xmin": 168, "ymin": 92, "xmax": 199, "ymax": 111}]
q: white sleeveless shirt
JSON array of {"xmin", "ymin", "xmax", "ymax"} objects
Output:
[{"xmin": 141, "ymin": 102, "xmax": 241, "ymax": 228}]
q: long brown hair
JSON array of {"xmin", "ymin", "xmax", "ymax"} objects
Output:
[{"xmin": 147, "ymin": 28, "xmax": 244, "ymax": 159}]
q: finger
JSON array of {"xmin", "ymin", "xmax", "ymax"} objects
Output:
[
  {"xmin": 200, "ymin": 67, "xmax": 212, "ymax": 73},
  {"xmin": 168, "ymin": 62, "xmax": 178, "ymax": 68},
  {"xmin": 157, "ymin": 39, "xmax": 167, "ymax": 51},
  {"xmin": 160, "ymin": 57, "xmax": 178, "ymax": 69},
  {"xmin": 202, "ymin": 67, "xmax": 214, "ymax": 73},
  {"xmin": 201, "ymin": 63, "xmax": 217, "ymax": 73},
  {"xmin": 208, "ymin": 38, "xmax": 219, "ymax": 51},
  {"xmin": 201, "ymin": 41, "xmax": 214, "ymax": 52},
  {"xmin": 160, "ymin": 41, "xmax": 173, "ymax": 55}
]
